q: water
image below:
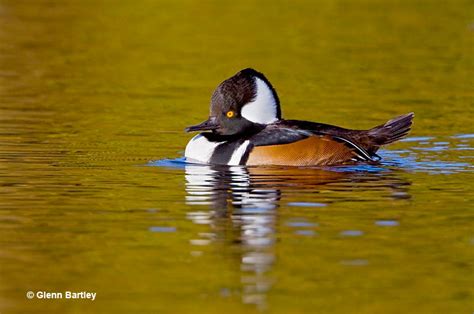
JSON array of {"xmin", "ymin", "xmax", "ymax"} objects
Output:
[{"xmin": 0, "ymin": 0, "xmax": 473, "ymax": 313}]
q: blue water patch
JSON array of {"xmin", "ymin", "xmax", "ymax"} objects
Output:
[
  {"xmin": 328, "ymin": 163, "xmax": 389, "ymax": 173},
  {"xmin": 286, "ymin": 221, "xmax": 319, "ymax": 227},
  {"xmin": 287, "ymin": 202, "xmax": 327, "ymax": 208},
  {"xmin": 149, "ymin": 226, "xmax": 177, "ymax": 233},
  {"xmin": 147, "ymin": 157, "xmax": 187, "ymax": 168},
  {"xmin": 340, "ymin": 259, "xmax": 369, "ymax": 266},
  {"xmin": 375, "ymin": 220, "xmax": 400, "ymax": 227},
  {"xmin": 294, "ymin": 230, "xmax": 317, "ymax": 236},
  {"xmin": 412, "ymin": 146, "xmax": 448, "ymax": 152},
  {"xmin": 452, "ymin": 134, "xmax": 474, "ymax": 139},
  {"xmin": 235, "ymin": 207, "xmax": 273, "ymax": 214},
  {"xmin": 400, "ymin": 136, "xmax": 435, "ymax": 142},
  {"xmin": 340, "ymin": 230, "xmax": 364, "ymax": 237},
  {"xmin": 379, "ymin": 149, "xmax": 472, "ymax": 174}
]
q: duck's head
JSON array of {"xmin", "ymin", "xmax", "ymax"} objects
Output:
[{"xmin": 185, "ymin": 68, "xmax": 281, "ymax": 136}]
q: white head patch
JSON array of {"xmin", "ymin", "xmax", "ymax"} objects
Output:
[{"xmin": 241, "ymin": 77, "xmax": 279, "ymax": 124}]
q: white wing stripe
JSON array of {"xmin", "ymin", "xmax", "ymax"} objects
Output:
[
  {"xmin": 333, "ymin": 136, "xmax": 372, "ymax": 161},
  {"xmin": 228, "ymin": 140, "xmax": 251, "ymax": 165}
]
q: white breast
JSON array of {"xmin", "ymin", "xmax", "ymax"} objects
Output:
[
  {"xmin": 185, "ymin": 135, "xmax": 252, "ymax": 165},
  {"xmin": 185, "ymin": 134, "xmax": 223, "ymax": 164}
]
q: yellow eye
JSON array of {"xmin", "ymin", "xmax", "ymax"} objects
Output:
[{"xmin": 226, "ymin": 110, "xmax": 235, "ymax": 118}]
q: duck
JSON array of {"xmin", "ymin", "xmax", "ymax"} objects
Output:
[{"xmin": 184, "ymin": 68, "xmax": 414, "ymax": 166}]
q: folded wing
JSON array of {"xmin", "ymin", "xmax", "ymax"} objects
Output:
[{"xmin": 246, "ymin": 126, "xmax": 373, "ymax": 166}]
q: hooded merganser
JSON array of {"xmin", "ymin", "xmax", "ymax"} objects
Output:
[{"xmin": 185, "ymin": 68, "xmax": 414, "ymax": 166}]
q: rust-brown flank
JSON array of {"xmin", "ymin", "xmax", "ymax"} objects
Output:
[{"xmin": 246, "ymin": 136, "xmax": 358, "ymax": 166}]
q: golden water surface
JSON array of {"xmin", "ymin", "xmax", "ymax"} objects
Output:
[{"xmin": 0, "ymin": 0, "xmax": 473, "ymax": 313}]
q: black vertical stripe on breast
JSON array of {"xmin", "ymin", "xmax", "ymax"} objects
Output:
[
  {"xmin": 210, "ymin": 140, "xmax": 246, "ymax": 165},
  {"xmin": 238, "ymin": 142, "xmax": 254, "ymax": 165}
]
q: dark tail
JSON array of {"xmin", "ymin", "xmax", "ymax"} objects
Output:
[{"xmin": 367, "ymin": 112, "xmax": 414, "ymax": 148}]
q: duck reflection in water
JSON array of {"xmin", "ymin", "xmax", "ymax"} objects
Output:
[{"xmin": 184, "ymin": 163, "xmax": 411, "ymax": 308}]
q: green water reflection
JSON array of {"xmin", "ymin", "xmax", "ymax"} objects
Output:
[{"xmin": 0, "ymin": 0, "xmax": 473, "ymax": 313}]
